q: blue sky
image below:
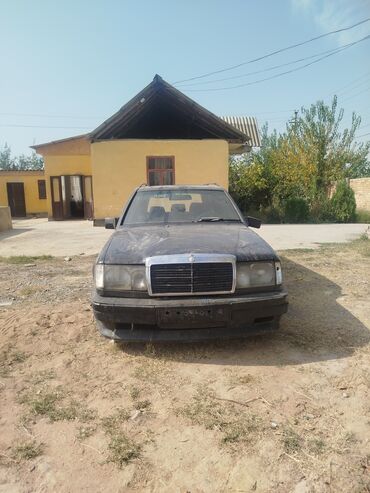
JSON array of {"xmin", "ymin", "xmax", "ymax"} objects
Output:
[{"xmin": 0, "ymin": 0, "xmax": 369, "ymax": 155}]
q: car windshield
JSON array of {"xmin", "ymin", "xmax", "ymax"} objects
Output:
[{"xmin": 123, "ymin": 188, "xmax": 242, "ymax": 225}]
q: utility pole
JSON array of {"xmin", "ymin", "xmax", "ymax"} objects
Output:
[{"xmin": 289, "ymin": 110, "xmax": 299, "ymax": 133}]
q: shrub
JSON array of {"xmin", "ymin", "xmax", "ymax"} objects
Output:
[
  {"xmin": 309, "ymin": 196, "xmax": 334, "ymax": 223},
  {"xmin": 283, "ymin": 197, "xmax": 310, "ymax": 223},
  {"xmin": 260, "ymin": 204, "xmax": 282, "ymax": 223},
  {"xmin": 330, "ymin": 181, "xmax": 356, "ymax": 223},
  {"xmin": 356, "ymin": 209, "xmax": 370, "ymax": 223}
]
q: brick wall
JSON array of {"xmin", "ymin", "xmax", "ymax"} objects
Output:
[{"xmin": 349, "ymin": 178, "xmax": 370, "ymax": 211}]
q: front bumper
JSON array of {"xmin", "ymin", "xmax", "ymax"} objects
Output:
[{"xmin": 92, "ymin": 290, "xmax": 288, "ymax": 342}]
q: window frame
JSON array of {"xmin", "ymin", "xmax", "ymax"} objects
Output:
[
  {"xmin": 37, "ymin": 179, "xmax": 47, "ymax": 200},
  {"xmin": 146, "ymin": 156, "xmax": 175, "ymax": 186}
]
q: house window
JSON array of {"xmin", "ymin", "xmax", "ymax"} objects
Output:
[
  {"xmin": 38, "ymin": 180, "xmax": 47, "ymax": 199},
  {"xmin": 147, "ymin": 157, "xmax": 175, "ymax": 186}
]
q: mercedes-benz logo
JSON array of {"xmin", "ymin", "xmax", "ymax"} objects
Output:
[{"xmin": 189, "ymin": 254, "xmax": 195, "ymax": 263}]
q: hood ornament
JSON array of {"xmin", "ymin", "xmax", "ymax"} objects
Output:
[{"xmin": 189, "ymin": 254, "xmax": 195, "ymax": 263}]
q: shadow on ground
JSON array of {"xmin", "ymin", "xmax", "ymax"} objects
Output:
[
  {"xmin": 0, "ymin": 228, "xmax": 31, "ymax": 241},
  {"xmin": 117, "ymin": 256, "xmax": 370, "ymax": 366}
]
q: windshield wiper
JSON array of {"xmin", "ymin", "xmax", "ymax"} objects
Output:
[{"xmin": 195, "ymin": 217, "xmax": 240, "ymax": 222}]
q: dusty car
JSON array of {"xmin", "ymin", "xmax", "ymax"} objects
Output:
[{"xmin": 92, "ymin": 185, "xmax": 288, "ymax": 342}]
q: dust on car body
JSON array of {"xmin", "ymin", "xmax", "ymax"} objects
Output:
[{"xmin": 92, "ymin": 185, "xmax": 288, "ymax": 341}]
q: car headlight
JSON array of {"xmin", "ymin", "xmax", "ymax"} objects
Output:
[
  {"xmin": 94, "ymin": 264, "xmax": 147, "ymax": 291},
  {"xmin": 236, "ymin": 261, "xmax": 281, "ymax": 288}
]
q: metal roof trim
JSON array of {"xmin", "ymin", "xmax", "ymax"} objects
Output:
[{"xmin": 220, "ymin": 116, "xmax": 261, "ymax": 147}]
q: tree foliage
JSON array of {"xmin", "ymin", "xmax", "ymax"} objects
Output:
[
  {"xmin": 0, "ymin": 143, "xmax": 44, "ymax": 171},
  {"xmin": 229, "ymin": 96, "xmax": 370, "ymax": 222},
  {"xmin": 294, "ymin": 96, "xmax": 370, "ymax": 189},
  {"xmin": 330, "ymin": 180, "xmax": 356, "ymax": 223}
]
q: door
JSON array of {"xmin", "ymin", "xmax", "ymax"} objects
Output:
[
  {"xmin": 50, "ymin": 176, "xmax": 64, "ymax": 220},
  {"xmin": 7, "ymin": 182, "xmax": 26, "ymax": 217},
  {"xmin": 83, "ymin": 176, "xmax": 94, "ymax": 220}
]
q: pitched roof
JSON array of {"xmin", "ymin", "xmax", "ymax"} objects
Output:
[
  {"xmin": 220, "ymin": 116, "xmax": 261, "ymax": 147},
  {"xmin": 31, "ymin": 76, "xmax": 260, "ymax": 150},
  {"xmin": 90, "ymin": 75, "xmax": 250, "ymax": 143}
]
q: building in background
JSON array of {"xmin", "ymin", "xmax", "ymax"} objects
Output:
[
  {"xmin": 0, "ymin": 170, "xmax": 47, "ymax": 217},
  {"xmin": 3, "ymin": 75, "xmax": 260, "ymax": 222}
]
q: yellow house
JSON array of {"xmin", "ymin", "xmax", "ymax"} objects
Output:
[
  {"xmin": 0, "ymin": 170, "xmax": 48, "ymax": 217},
  {"xmin": 31, "ymin": 75, "xmax": 258, "ymax": 223}
]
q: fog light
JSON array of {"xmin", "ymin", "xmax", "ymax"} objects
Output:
[{"xmin": 275, "ymin": 261, "xmax": 282, "ymax": 284}]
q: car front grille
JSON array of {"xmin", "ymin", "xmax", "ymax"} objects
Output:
[{"xmin": 148, "ymin": 255, "xmax": 235, "ymax": 296}]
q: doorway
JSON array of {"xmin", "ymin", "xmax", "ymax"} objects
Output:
[
  {"xmin": 7, "ymin": 182, "xmax": 26, "ymax": 217},
  {"xmin": 50, "ymin": 175, "xmax": 93, "ymax": 220}
]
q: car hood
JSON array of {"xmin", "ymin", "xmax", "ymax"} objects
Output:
[{"xmin": 100, "ymin": 223, "xmax": 278, "ymax": 264}]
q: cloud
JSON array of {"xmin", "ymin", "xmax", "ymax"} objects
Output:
[{"xmin": 292, "ymin": 0, "xmax": 370, "ymax": 44}]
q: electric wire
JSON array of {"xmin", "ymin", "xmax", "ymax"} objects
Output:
[
  {"xmin": 181, "ymin": 35, "xmax": 370, "ymax": 92},
  {"xmin": 173, "ymin": 17, "xmax": 370, "ymax": 84},
  {"xmin": 175, "ymin": 41, "xmax": 362, "ymax": 88}
]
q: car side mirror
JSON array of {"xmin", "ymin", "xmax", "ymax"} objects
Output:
[
  {"xmin": 105, "ymin": 217, "xmax": 119, "ymax": 229},
  {"xmin": 246, "ymin": 216, "xmax": 262, "ymax": 228}
]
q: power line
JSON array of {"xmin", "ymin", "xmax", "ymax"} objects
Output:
[
  {"xmin": 356, "ymin": 131, "xmax": 370, "ymax": 137},
  {"xmin": 0, "ymin": 124, "xmax": 91, "ymax": 129},
  {"xmin": 173, "ymin": 17, "xmax": 370, "ymax": 84},
  {"xmin": 332, "ymin": 70, "xmax": 370, "ymax": 96},
  {"xmin": 182, "ymin": 35, "xmax": 370, "ymax": 92},
  {"xmin": 0, "ymin": 112, "xmax": 102, "ymax": 120},
  {"xmin": 335, "ymin": 77, "xmax": 370, "ymax": 98},
  {"xmin": 340, "ymin": 84, "xmax": 370, "ymax": 103},
  {"xmin": 176, "ymin": 42, "xmax": 359, "ymax": 88},
  {"xmin": 248, "ymin": 109, "xmax": 295, "ymax": 115}
]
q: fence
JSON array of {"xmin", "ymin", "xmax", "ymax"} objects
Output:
[{"xmin": 349, "ymin": 178, "xmax": 370, "ymax": 211}]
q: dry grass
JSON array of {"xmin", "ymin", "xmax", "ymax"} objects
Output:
[
  {"xmin": 18, "ymin": 286, "xmax": 40, "ymax": 296},
  {"xmin": 282, "ymin": 427, "xmax": 302, "ymax": 454},
  {"xmin": 19, "ymin": 387, "xmax": 97, "ymax": 423},
  {"xmin": 101, "ymin": 408, "xmax": 131, "ymax": 434},
  {"xmin": 76, "ymin": 425, "xmax": 97, "ymax": 441},
  {"xmin": 100, "ymin": 407, "xmax": 142, "ymax": 468},
  {"xmin": 129, "ymin": 385, "xmax": 141, "ymax": 400},
  {"xmin": 11, "ymin": 441, "xmax": 44, "ymax": 461},
  {"xmin": 178, "ymin": 386, "xmax": 261, "ymax": 445},
  {"xmin": 106, "ymin": 433, "xmax": 141, "ymax": 468},
  {"xmin": 0, "ymin": 255, "xmax": 53, "ymax": 264},
  {"xmin": 0, "ymin": 347, "xmax": 28, "ymax": 377}
]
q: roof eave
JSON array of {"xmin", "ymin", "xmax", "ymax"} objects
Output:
[{"xmin": 30, "ymin": 133, "xmax": 90, "ymax": 151}]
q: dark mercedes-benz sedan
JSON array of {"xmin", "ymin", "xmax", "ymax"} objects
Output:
[{"xmin": 92, "ymin": 185, "xmax": 288, "ymax": 342}]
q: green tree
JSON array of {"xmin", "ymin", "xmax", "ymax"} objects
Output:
[
  {"xmin": 229, "ymin": 97, "xmax": 369, "ymax": 221},
  {"xmin": 17, "ymin": 152, "xmax": 44, "ymax": 170},
  {"xmin": 0, "ymin": 143, "xmax": 14, "ymax": 169},
  {"xmin": 0, "ymin": 143, "xmax": 44, "ymax": 170},
  {"xmin": 330, "ymin": 180, "xmax": 356, "ymax": 222},
  {"xmin": 229, "ymin": 153, "xmax": 269, "ymax": 212},
  {"xmin": 293, "ymin": 96, "xmax": 370, "ymax": 193}
]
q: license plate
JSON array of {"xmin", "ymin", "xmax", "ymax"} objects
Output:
[{"xmin": 157, "ymin": 306, "xmax": 228, "ymax": 328}]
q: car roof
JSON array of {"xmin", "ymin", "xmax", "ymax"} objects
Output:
[{"xmin": 137, "ymin": 184, "xmax": 225, "ymax": 192}]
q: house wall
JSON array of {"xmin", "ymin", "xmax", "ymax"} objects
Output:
[
  {"xmin": 91, "ymin": 139, "xmax": 229, "ymax": 219},
  {"xmin": 0, "ymin": 171, "xmax": 48, "ymax": 214},
  {"xmin": 42, "ymin": 155, "xmax": 92, "ymax": 217},
  {"xmin": 349, "ymin": 178, "xmax": 370, "ymax": 211},
  {"xmin": 36, "ymin": 137, "xmax": 92, "ymax": 218}
]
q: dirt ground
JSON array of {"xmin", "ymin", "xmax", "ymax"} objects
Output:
[{"xmin": 0, "ymin": 239, "xmax": 369, "ymax": 493}]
